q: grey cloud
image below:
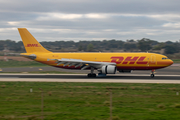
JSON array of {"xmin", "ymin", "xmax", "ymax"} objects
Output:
[
  {"xmin": 0, "ymin": 12, "xmax": 37, "ymax": 21},
  {"xmin": 1, "ymin": 0, "xmax": 180, "ymax": 14},
  {"xmin": 1, "ymin": 0, "xmax": 180, "ymax": 42}
]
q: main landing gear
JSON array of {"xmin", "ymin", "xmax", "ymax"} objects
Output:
[
  {"xmin": 87, "ymin": 73, "xmax": 96, "ymax": 77},
  {"xmin": 151, "ymin": 69, "xmax": 155, "ymax": 78},
  {"xmin": 87, "ymin": 67, "xmax": 96, "ymax": 78}
]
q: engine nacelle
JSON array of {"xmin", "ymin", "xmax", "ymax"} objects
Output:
[{"xmin": 101, "ymin": 65, "xmax": 117, "ymax": 74}]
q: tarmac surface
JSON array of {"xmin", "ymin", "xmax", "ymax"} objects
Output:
[
  {"xmin": 0, "ymin": 64, "xmax": 179, "ymax": 74},
  {"xmin": 0, "ymin": 64, "xmax": 179, "ymax": 84},
  {"xmin": 0, "ymin": 74, "xmax": 180, "ymax": 84}
]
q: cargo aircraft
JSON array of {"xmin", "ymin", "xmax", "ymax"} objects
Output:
[{"xmin": 18, "ymin": 28, "xmax": 173, "ymax": 78}]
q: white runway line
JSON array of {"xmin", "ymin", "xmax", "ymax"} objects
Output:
[
  {"xmin": 0, "ymin": 78, "xmax": 180, "ymax": 84},
  {"xmin": 171, "ymin": 64, "xmax": 180, "ymax": 66},
  {"xmin": 0, "ymin": 73, "xmax": 86, "ymax": 76},
  {"xmin": 0, "ymin": 74, "xmax": 180, "ymax": 84},
  {"xmin": 0, "ymin": 73, "xmax": 180, "ymax": 76}
]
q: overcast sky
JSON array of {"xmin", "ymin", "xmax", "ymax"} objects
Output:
[{"xmin": 1, "ymin": 0, "xmax": 180, "ymax": 42}]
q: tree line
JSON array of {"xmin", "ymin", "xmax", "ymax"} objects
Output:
[{"xmin": 0, "ymin": 38, "xmax": 180, "ymax": 55}]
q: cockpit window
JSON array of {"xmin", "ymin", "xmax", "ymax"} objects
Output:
[{"xmin": 162, "ymin": 57, "xmax": 169, "ymax": 60}]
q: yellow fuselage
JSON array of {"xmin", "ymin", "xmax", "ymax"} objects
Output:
[
  {"xmin": 18, "ymin": 28, "xmax": 173, "ymax": 71},
  {"xmin": 22, "ymin": 52, "xmax": 173, "ymax": 70}
]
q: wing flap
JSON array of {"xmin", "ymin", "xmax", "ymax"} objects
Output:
[{"xmin": 47, "ymin": 58, "xmax": 116, "ymax": 69}]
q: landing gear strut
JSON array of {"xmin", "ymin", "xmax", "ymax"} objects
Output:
[
  {"xmin": 87, "ymin": 67, "xmax": 96, "ymax": 78},
  {"xmin": 151, "ymin": 69, "xmax": 155, "ymax": 78}
]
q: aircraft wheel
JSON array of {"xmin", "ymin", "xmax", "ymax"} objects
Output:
[
  {"xmin": 87, "ymin": 73, "xmax": 91, "ymax": 77},
  {"xmin": 87, "ymin": 73, "xmax": 96, "ymax": 78},
  {"xmin": 151, "ymin": 74, "xmax": 154, "ymax": 78},
  {"xmin": 92, "ymin": 74, "xmax": 96, "ymax": 77}
]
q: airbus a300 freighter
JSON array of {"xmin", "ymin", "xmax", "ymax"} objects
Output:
[{"xmin": 18, "ymin": 28, "xmax": 173, "ymax": 78}]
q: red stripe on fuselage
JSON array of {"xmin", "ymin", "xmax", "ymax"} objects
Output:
[
  {"xmin": 37, "ymin": 60, "xmax": 168, "ymax": 70},
  {"xmin": 157, "ymin": 61, "xmax": 173, "ymax": 65},
  {"xmin": 116, "ymin": 66, "xmax": 166, "ymax": 70},
  {"xmin": 122, "ymin": 56, "xmax": 139, "ymax": 64},
  {"xmin": 136, "ymin": 57, "xmax": 148, "ymax": 64}
]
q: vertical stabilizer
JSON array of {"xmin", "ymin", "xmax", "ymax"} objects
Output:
[{"xmin": 18, "ymin": 28, "xmax": 51, "ymax": 53}]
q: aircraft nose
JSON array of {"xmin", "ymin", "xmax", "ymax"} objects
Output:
[{"xmin": 168, "ymin": 59, "xmax": 174, "ymax": 66}]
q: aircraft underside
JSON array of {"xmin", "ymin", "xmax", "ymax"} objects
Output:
[{"xmin": 51, "ymin": 65, "xmax": 163, "ymax": 78}]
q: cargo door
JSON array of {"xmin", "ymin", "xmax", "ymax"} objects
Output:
[{"xmin": 150, "ymin": 55, "xmax": 156, "ymax": 65}]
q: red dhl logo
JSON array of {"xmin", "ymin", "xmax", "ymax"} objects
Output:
[
  {"xmin": 25, "ymin": 44, "xmax": 41, "ymax": 47},
  {"xmin": 111, "ymin": 56, "xmax": 148, "ymax": 64}
]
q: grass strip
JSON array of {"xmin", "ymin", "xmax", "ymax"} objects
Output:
[
  {"xmin": 0, "ymin": 60, "xmax": 48, "ymax": 68},
  {"xmin": 0, "ymin": 82, "xmax": 180, "ymax": 120}
]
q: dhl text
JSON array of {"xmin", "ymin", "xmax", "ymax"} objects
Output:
[{"xmin": 111, "ymin": 56, "xmax": 148, "ymax": 64}]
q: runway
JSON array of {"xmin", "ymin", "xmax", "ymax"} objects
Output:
[
  {"xmin": 0, "ymin": 64, "xmax": 179, "ymax": 74},
  {"xmin": 0, "ymin": 74, "xmax": 180, "ymax": 84}
]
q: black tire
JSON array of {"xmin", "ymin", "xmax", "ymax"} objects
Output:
[
  {"xmin": 92, "ymin": 74, "xmax": 96, "ymax": 78},
  {"xmin": 87, "ymin": 73, "xmax": 92, "ymax": 77},
  {"xmin": 87, "ymin": 73, "xmax": 96, "ymax": 78},
  {"xmin": 151, "ymin": 74, "xmax": 154, "ymax": 78}
]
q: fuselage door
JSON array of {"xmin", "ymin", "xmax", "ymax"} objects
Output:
[{"xmin": 150, "ymin": 55, "xmax": 156, "ymax": 65}]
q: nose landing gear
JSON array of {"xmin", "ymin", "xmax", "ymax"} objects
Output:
[{"xmin": 151, "ymin": 69, "xmax": 155, "ymax": 78}]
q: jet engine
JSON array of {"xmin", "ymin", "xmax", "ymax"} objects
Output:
[{"xmin": 101, "ymin": 65, "xmax": 117, "ymax": 74}]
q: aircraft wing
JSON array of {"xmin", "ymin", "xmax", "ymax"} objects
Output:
[{"xmin": 47, "ymin": 58, "xmax": 116, "ymax": 70}]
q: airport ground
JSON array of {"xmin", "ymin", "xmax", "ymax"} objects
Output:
[
  {"xmin": 0, "ymin": 64, "xmax": 179, "ymax": 81},
  {"xmin": 0, "ymin": 63, "xmax": 180, "ymax": 119},
  {"xmin": 1, "ymin": 82, "xmax": 180, "ymax": 120},
  {"xmin": 0, "ymin": 64, "xmax": 179, "ymax": 84},
  {"xmin": 0, "ymin": 63, "xmax": 179, "ymax": 83},
  {"xmin": 0, "ymin": 63, "xmax": 179, "ymax": 74}
]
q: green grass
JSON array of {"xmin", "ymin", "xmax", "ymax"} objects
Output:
[
  {"xmin": 0, "ymin": 60, "xmax": 48, "ymax": 68},
  {"xmin": 172, "ymin": 59, "xmax": 180, "ymax": 63},
  {"xmin": 0, "ymin": 82, "xmax": 180, "ymax": 120}
]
